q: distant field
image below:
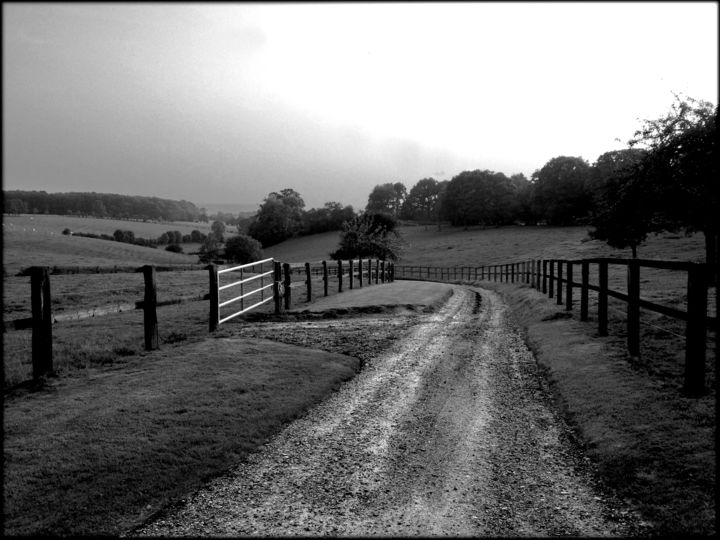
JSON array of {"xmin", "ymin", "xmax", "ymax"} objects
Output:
[{"xmin": 2, "ymin": 214, "xmax": 211, "ymax": 276}]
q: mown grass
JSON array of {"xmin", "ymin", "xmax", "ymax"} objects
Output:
[{"xmin": 3, "ymin": 336, "xmax": 359, "ymax": 535}]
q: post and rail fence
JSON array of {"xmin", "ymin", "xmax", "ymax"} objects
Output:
[
  {"xmin": 6, "ymin": 259, "xmax": 394, "ymax": 385},
  {"xmin": 395, "ymin": 259, "xmax": 716, "ymax": 396}
]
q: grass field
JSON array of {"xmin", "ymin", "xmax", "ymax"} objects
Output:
[{"xmin": 2, "ymin": 215, "xmax": 716, "ymax": 535}]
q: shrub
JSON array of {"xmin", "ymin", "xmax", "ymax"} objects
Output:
[
  {"xmin": 165, "ymin": 244, "xmax": 183, "ymax": 253},
  {"xmin": 62, "ymin": 228, "xmax": 72, "ymax": 235},
  {"xmin": 224, "ymin": 234, "xmax": 263, "ymax": 264}
]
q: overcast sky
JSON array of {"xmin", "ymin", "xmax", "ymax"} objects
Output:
[{"xmin": 3, "ymin": 2, "xmax": 718, "ymax": 211}]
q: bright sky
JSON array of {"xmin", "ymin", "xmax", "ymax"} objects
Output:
[{"xmin": 3, "ymin": 2, "xmax": 718, "ymax": 211}]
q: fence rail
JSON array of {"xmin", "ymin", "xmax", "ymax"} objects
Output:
[
  {"xmin": 397, "ymin": 258, "xmax": 716, "ymax": 396},
  {"xmin": 7, "ymin": 259, "xmax": 397, "ymax": 386}
]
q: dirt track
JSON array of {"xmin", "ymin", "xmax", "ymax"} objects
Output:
[{"xmin": 134, "ymin": 286, "xmax": 641, "ymax": 536}]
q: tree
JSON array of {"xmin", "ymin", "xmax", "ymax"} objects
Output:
[
  {"xmin": 401, "ymin": 178, "xmax": 441, "ymax": 222},
  {"xmin": 5, "ymin": 198, "xmax": 28, "ymax": 215},
  {"xmin": 210, "ymin": 221, "xmax": 226, "ymax": 243},
  {"xmin": 530, "ymin": 156, "xmax": 593, "ymax": 225},
  {"xmin": 224, "ymin": 234, "xmax": 264, "ymax": 264},
  {"xmin": 331, "ymin": 212, "xmax": 403, "ymax": 261},
  {"xmin": 248, "ymin": 189, "xmax": 306, "ymax": 247},
  {"xmin": 366, "ymin": 183, "xmax": 406, "ymax": 216},
  {"xmin": 588, "ymin": 149, "xmax": 649, "ymax": 257},
  {"xmin": 441, "ymin": 170, "xmax": 515, "ymax": 228},
  {"xmin": 627, "ymin": 94, "xmax": 718, "ymax": 279}
]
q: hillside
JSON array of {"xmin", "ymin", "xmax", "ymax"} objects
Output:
[
  {"xmin": 2, "ymin": 215, "xmax": 206, "ymax": 275},
  {"xmin": 264, "ymin": 224, "xmax": 707, "ymax": 267}
]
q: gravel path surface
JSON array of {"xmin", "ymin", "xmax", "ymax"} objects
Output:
[{"xmin": 134, "ymin": 286, "xmax": 641, "ymax": 536}]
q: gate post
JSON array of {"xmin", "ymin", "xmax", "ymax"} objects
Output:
[
  {"xmin": 208, "ymin": 264, "xmax": 219, "ymax": 332},
  {"xmin": 142, "ymin": 265, "xmax": 159, "ymax": 350},
  {"xmin": 380, "ymin": 261, "xmax": 386, "ymax": 283},
  {"xmin": 349, "ymin": 259, "xmax": 354, "ymax": 289},
  {"xmin": 580, "ymin": 261, "xmax": 589, "ymax": 321},
  {"xmin": 565, "ymin": 261, "xmax": 573, "ymax": 311},
  {"xmin": 273, "ymin": 261, "xmax": 282, "ymax": 315},
  {"xmin": 322, "ymin": 260, "xmax": 328, "ymax": 296},
  {"xmin": 542, "ymin": 260, "xmax": 548, "ymax": 293},
  {"xmin": 305, "ymin": 262, "xmax": 312, "ymax": 302},
  {"xmin": 358, "ymin": 258, "xmax": 363, "ymax": 287},
  {"xmin": 375, "ymin": 260, "xmax": 380, "ymax": 284},
  {"xmin": 549, "ymin": 260, "xmax": 555, "ymax": 298},
  {"xmin": 338, "ymin": 260, "xmax": 343, "ymax": 292},
  {"xmin": 31, "ymin": 266, "xmax": 53, "ymax": 379},
  {"xmin": 556, "ymin": 261, "xmax": 563, "ymax": 305},
  {"xmin": 283, "ymin": 263, "xmax": 292, "ymax": 309}
]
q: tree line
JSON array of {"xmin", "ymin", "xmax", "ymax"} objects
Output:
[
  {"xmin": 364, "ymin": 94, "xmax": 717, "ymax": 272},
  {"xmin": 4, "ymin": 191, "xmax": 205, "ymax": 223}
]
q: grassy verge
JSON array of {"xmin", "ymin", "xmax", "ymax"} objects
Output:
[
  {"xmin": 477, "ymin": 280, "xmax": 716, "ymax": 536},
  {"xmin": 3, "ymin": 336, "xmax": 360, "ymax": 536}
]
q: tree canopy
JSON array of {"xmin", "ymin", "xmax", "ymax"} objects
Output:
[
  {"xmin": 330, "ymin": 212, "xmax": 403, "ymax": 261},
  {"xmin": 530, "ymin": 156, "xmax": 593, "ymax": 225}
]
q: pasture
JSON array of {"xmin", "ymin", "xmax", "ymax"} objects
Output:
[{"xmin": 2, "ymin": 215, "xmax": 716, "ymax": 536}]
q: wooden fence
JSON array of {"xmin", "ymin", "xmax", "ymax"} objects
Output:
[
  {"xmin": 396, "ymin": 259, "xmax": 716, "ymax": 396},
  {"xmin": 6, "ymin": 259, "xmax": 395, "ymax": 384}
]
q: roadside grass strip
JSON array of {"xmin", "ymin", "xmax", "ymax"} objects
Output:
[
  {"xmin": 480, "ymin": 281, "xmax": 716, "ymax": 536},
  {"xmin": 2, "ymin": 338, "xmax": 359, "ymax": 536}
]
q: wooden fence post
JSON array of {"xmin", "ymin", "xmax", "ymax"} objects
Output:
[
  {"xmin": 580, "ymin": 260, "xmax": 589, "ymax": 321},
  {"xmin": 208, "ymin": 264, "xmax": 219, "ymax": 332},
  {"xmin": 380, "ymin": 261, "xmax": 386, "ymax": 283},
  {"xmin": 305, "ymin": 262, "xmax": 312, "ymax": 302},
  {"xmin": 549, "ymin": 260, "xmax": 555, "ymax": 298},
  {"xmin": 375, "ymin": 260, "xmax": 379, "ymax": 284},
  {"xmin": 322, "ymin": 261, "xmax": 329, "ymax": 296},
  {"xmin": 31, "ymin": 266, "xmax": 53, "ymax": 379},
  {"xmin": 542, "ymin": 260, "xmax": 548, "ymax": 293},
  {"xmin": 273, "ymin": 262, "xmax": 282, "ymax": 315},
  {"xmin": 142, "ymin": 265, "xmax": 159, "ymax": 350},
  {"xmin": 359, "ymin": 258, "xmax": 363, "ymax": 287},
  {"xmin": 537, "ymin": 260, "xmax": 542, "ymax": 290},
  {"xmin": 598, "ymin": 261, "xmax": 608, "ymax": 336},
  {"xmin": 565, "ymin": 261, "xmax": 573, "ymax": 311},
  {"xmin": 349, "ymin": 259, "xmax": 354, "ymax": 290},
  {"xmin": 338, "ymin": 260, "xmax": 343, "ymax": 292},
  {"xmin": 283, "ymin": 263, "xmax": 292, "ymax": 309},
  {"xmin": 627, "ymin": 259, "xmax": 641, "ymax": 357},
  {"xmin": 684, "ymin": 263, "xmax": 707, "ymax": 395},
  {"xmin": 556, "ymin": 261, "xmax": 563, "ymax": 305}
]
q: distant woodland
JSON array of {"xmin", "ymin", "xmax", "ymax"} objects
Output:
[{"xmin": 4, "ymin": 191, "xmax": 206, "ymax": 223}]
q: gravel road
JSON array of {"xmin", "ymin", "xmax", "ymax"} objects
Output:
[{"xmin": 134, "ymin": 286, "xmax": 641, "ymax": 536}]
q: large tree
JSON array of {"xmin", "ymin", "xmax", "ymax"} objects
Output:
[
  {"xmin": 400, "ymin": 178, "xmax": 442, "ymax": 222},
  {"xmin": 442, "ymin": 170, "xmax": 515, "ymax": 228},
  {"xmin": 588, "ymin": 148, "xmax": 649, "ymax": 257},
  {"xmin": 629, "ymin": 95, "xmax": 718, "ymax": 279},
  {"xmin": 248, "ymin": 189, "xmax": 306, "ymax": 247},
  {"xmin": 366, "ymin": 182, "xmax": 406, "ymax": 216},
  {"xmin": 530, "ymin": 156, "xmax": 593, "ymax": 225}
]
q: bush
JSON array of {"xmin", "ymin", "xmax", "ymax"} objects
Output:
[
  {"xmin": 165, "ymin": 244, "xmax": 183, "ymax": 253},
  {"xmin": 224, "ymin": 234, "xmax": 263, "ymax": 264},
  {"xmin": 62, "ymin": 228, "xmax": 72, "ymax": 235}
]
